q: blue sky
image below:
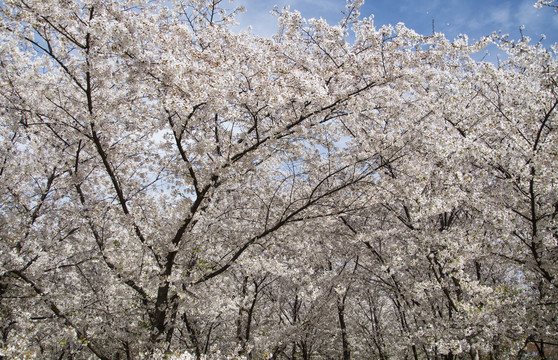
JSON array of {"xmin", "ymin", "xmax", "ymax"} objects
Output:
[{"xmin": 233, "ymin": 0, "xmax": 558, "ymax": 47}]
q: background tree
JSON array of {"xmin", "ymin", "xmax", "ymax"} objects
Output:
[{"xmin": 0, "ymin": 0, "xmax": 556, "ymax": 359}]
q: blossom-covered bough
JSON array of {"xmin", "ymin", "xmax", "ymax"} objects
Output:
[{"xmin": 0, "ymin": 0, "xmax": 556, "ymax": 359}]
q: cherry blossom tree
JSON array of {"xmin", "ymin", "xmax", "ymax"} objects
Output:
[
  {"xmin": 535, "ymin": 0, "xmax": 558, "ymax": 11},
  {"xmin": 0, "ymin": 0, "xmax": 556, "ymax": 359}
]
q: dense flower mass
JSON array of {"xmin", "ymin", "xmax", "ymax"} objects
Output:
[{"xmin": 0, "ymin": 0, "xmax": 557, "ymax": 359}]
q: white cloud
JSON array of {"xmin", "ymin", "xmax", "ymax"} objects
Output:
[
  {"xmin": 233, "ymin": 0, "xmax": 348, "ymax": 37},
  {"xmin": 298, "ymin": 0, "xmax": 341, "ymax": 12},
  {"xmin": 488, "ymin": 5, "xmax": 512, "ymax": 27},
  {"xmin": 231, "ymin": 0, "xmax": 558, "ymax": 44},
  {"xmin": 232, "ymin": 0, "xmax": 283, "ymax": 37},
  {"xmin": 514, "ymin": 0, "xmax": 558, "ymax": 42},
  {"xmin": 516, "ymin": 0, "xmax": 542, "ymax": 27}
]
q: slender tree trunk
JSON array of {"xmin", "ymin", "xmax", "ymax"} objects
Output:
[{"xmin": 338, "ymin": 294, "xmax": 351, "ymax": 360}]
